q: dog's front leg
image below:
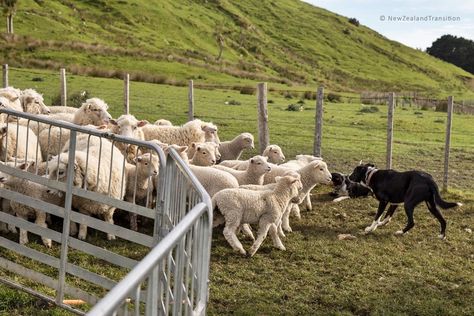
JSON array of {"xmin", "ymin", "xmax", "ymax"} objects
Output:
[{"xmin": 365, "ymin": 201, "xmax": 388, "ymax": 233}]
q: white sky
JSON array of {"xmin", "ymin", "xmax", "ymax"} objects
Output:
[{"xmin": 303, "ymin": 0, "xmax": 474, "ymax": 49}]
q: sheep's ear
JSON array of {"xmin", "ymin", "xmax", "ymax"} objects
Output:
[
  {"xmin": 11, "ymin": 96, "xmax": 19, "ymax": 102},
  {"xmin": 0, "ymin": 126, "xmax": 7, "ymax": 136},
  {"xmin": 74, "ymin": 162, "xmax": 79, "ymax": 170},
  {"xmin": 137, "ymin": 120, "xmax": 148, "ymax": 127},
  {"xmin": 191, "ymin": 142, "xmax": 197, "ymax": 148},
  {"xmin": 178, "ymin": 146, "xmax": 188, "ymax": 153},
  {"xmin": 312, "ymin": 161, "xmax": 322, "ymax": 168},
  {"xmin": 97, "ymin": 124, "xmax": 108, "ymax": 130},
  {"xmin": 250, "ymin": 158, "xmax": 254, "ymax": 164},
  {"xmin": 197, "ymin": 146, "xmax": 202, "ymax": 152},
  {"xmin": 109, "ymin": 119, "xmax": 118, "ymax": 125},
  {"xmin": 19, "ymin": 162, "xmax": 29, "ymax": 170},
  {"xmin": 136, "ymin": 156, "xmax": 143, "ymax": 163}
]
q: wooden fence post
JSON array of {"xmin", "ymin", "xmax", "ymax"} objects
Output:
[
  {"xmin": 124, "ymin": 73, "xmax": 130, "ymax": 114},
  {"xmin": 60, "ymin": 68, "xmax": 67, "ymax": 107},
  {"xmin": 443, "ymin": 96, "xmax": 454, "ymax": 191},
  {"xmin": 2, "ymin": 64, "xmax": 8, "ymax": 88},
  {"xmin": 386, "ymin": 93, "xmax": 395, "ymax": 169},
  {"xmin": 313, "ymin": 86, "xmax": 324, "ymax": 157},
  {"xmin": 188, "ymin": 80, "xmax": 194, "ymax": 121},
  {"xmin": 257, "ymin": 82, "xmax": 269, "ymax": 154}
]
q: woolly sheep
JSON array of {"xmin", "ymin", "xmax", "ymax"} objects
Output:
[
  {"xmin": 48, "ymin": 106, "xmax": 78, "ymax": 114},
  {"xmin": 124, "ymin": 153, "xmax": 159, "ymax": 231},
  {"xmin": 20, "ymin": 88, "xmax": 50, "ymax": 115},
  {"xmin": 202, "ymin": 122, "xmax": 220, "ymax": 143},
  {"xmin": 109, "ymin": 114, "xmax": 148, "ymax": 162},
  {"xmin": 142, "ymin": 119, "xmax": 219, "ymax": 148},
  {"xmin": 73, "ymin": 98, "xmax": 112, "ymax": 126},
  {"xmin": 218, "ymin": 132, "xmax": 254, "ymax": 161},
  {"xmin": 213, "ymin": 155, "xmax": 271, "ymax": 185},
  {"xmin": 188, "ymin": 142, "xmax": 220, "ymax": 166},
  {"xmin": 48, "ymin": 138, "xmax": 125, "ymax": 240},
  {"xmin": 212, "ymin": 175, "xmax": 302, "ymax": 256},
  {"xmin": 154, "ymin": 119, "xmax": 173, "ymax": 126},
  {"xmin": 0, "ymin": 124, "xmax": 42, "ymax": 162},
  {"xmin": 219, "ymin": 144, "xmax": 285, "ymax": 170},
  {"xmin": 0, "ymin": 88, "xmax": 22, "ymax": 124}
]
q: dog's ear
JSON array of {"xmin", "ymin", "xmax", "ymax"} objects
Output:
[
  {"xmin": 359, "ymin": 160, "xmax": 363, "ymax": 165},
  {"xmin": 366, "ymin": 163, "xmax": 375, "ymax": 168}
]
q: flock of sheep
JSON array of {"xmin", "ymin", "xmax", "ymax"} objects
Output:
[{"xmin": 0, "ymin": 86, "xmax": 333, "ymax": 256}]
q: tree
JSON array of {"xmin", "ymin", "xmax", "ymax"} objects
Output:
[
  {"xmin": 427, "ymin": 35, "xmax": 474, "ymax": 74},
  {"xmin": 1, "ymin": 0, "xmax": 18, "ymax": 34}
]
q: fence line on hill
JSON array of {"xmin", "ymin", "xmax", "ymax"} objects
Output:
[{"xmin": 2, "ymin": 64, "xmax": 472, "ymax": 192}]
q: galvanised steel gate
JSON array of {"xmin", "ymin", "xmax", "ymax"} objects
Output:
[{"xmin": 0, "ymin": 108, "xmax": 212, "ymax": 315}]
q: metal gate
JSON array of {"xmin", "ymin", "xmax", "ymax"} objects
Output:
[{"xmin": 0, "ymin": 108, "xmax": 212, "ymax": 315}]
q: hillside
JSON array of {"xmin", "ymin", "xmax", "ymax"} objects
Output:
[{"xmin": 1, "ymin": 0, "xmax": 474, "ymax": 95}]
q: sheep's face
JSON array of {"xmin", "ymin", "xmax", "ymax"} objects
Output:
[
  {"xmin": 83, "ymin": 98, "xmax": 112, "ymax": 125},
  {"xmin": 22, "ymin": 90, "xmax": 50, "ymax": 115},
  {"xmin": 202, "ymin": 123, "xmax": 220, "ymax": 144},
  {"xmin": 310, "ymin": 160, "xmax": 332, "ymax": 185},
  {"xmin": 48, "ymin": 159, "xmax": 69, "ymax": 182},
  {"xmin": 192, "ymin": 143, "xmax": 217, "ymax": 166},
  {"xmin": 249, "ymin": 155, "xmax": 271, "ymax": 174},
  {"xmin": 136, "ymin": 154, "xmax": 159, "ymax": 177},
  {"xmin": 110, "ymin": 115, "xmax": 147, "ymax": 139},
  {"xmin": 241, "ymin": 133, "xmax": 254, "ymax": 149},
  {"xmin": 265, "ymin": 145, "xmax": 285, "ymax": 164},
  {"xmin": 276, "ymin": 175, "xmax": 303, "ymax": 200},
  {"xmin": 165, "ymin": 144, "xmax": 189, "ymax": 161}
]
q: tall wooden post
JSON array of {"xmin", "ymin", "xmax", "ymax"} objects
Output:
[
  {"xmin": 313, "ymin": 86, "xmax": 324, "ymax": 157},
  {"xmin": 257, "ymin": 83, "xmax": 269, "ymax": 154},
  {"xmin": 124, "ymin": 73, "xmax": 130, "ymax": 114},
  {"xmin": 386, "ymin": 93, "xmax": 395, "ymax": 169},
  {"xmin": 2, "ymin": 64, "xmax": 8, "ymax": 88},
  {"xmin": 188, "ymin": 80, "xmax": 194, "ymax": 121},
  {"xmin": 443, "ymin": 96, "xmax": 454, "ymax": 191},
  {"xmin": 60, "ymin": 68, "xmax": 67, "ymax": 107}
]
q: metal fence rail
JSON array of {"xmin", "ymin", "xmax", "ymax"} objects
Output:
[{"xmin": 0, "ymin": 108, "xmax": 212, "ymax": 315}]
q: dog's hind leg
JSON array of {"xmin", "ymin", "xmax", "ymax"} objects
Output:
[
  {"xmin": 365, "ymin": 201, "xmax": 388, "ymax": 233},
  {"xmin": 395, "ymin": 203, "xmax": 416, "ymax": 236},
  {"xmin": 379, "ymin": 204, "xmax": 398, "ymax": 226},
  {"xmin": 426, "ymin": 200, "xmax": 447, "ymax": 240}
]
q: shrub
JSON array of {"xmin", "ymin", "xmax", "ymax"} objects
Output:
[
  {"xmin": 343, "ymin": 29, "xmax": 351, "ymax": 35},
  {"xmin": 327, "ymin": 93, "xmax": 342, "ymax": 103},
  {"xmin": 303, "ymin": 91, "xmax": 316, "ymax": 100},
  {"xmin": 359, "ymin": 106, "xmax": 379, "ymax": 113},
  {"xmin": 414, "ymin": 111, "xmax": 423, "ymax": 115},
  {"xmin": 227, "ymin": 100, "xmax": 241, "ymax": 106},
  {"xmin": 268, "ymin": 99, "xmax": 274, "ymax": 104},
  {"xmin": 434, "ymin": 119, "xmax": 444, "ymax": 123},
  {"xmin": 51, "ymin": 90, "xmax": 91, "ymax": 107},
  {"xmin": 297, "ymin": 100, "xmax": 305, "ymax": 105},
  {"xmin": 31, "ymin": 77, "xmax": 44, "ymax": 82},
  {"xmin": 240, "ymin": 86, "xmax": 256, "ymax": 95},
  {"xmin": 286, "ymin": 103, "xmax": 304, "ymax": 111},
  {"xmin": 348, "ymin": 18, "xmax": 360, "ymax": 26}
]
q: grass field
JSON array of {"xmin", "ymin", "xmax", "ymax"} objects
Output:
[{"xmin": 0, "ymin": 68, "xmax": 473, "ymax": 315}]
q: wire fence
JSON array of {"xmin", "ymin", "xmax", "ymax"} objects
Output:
[{"xmin": 4, "ymin": 65, "xmax": 474, "ymax": 195}]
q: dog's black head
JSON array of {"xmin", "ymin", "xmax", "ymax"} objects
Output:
[
  {"xmin": 349, "ymin": 163, "xmax": 375, "ymax": 182},
  {"xmin": 331, "ymin": 172, "xmax": 345, "ymax": 186}
]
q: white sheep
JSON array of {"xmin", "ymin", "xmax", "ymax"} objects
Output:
[
  {"xmin": 142, "ymin": 119, "xmax": 219, "ymax": 148},
  {"xmin": 218, "ymin": 133, "xmax": 254, "ymax": 161},
  {"xmin": 202, "ymin": 122, "xmax": 220, "ymax": 143},
  {"xmin": 218, "ymin": 144, "xmax": 285, "ymax": 170},
  {"xmin": 48, "ymin": 106, "xmax": 78, "ymax": 114},
  {"xmin": 0, "ymin": 88, "xmax": 22, "ymax": 124},
  {"xmin": 124, "ymin": 153, "xmax": 159, "ymax": 231},
  {"xmin": 73, "ymin": 98, "xmax": 112, "ymax": 126},
  {"xmin": 212, "ymin": 175, "xmax": 302, "ymax": 256},
  {"xmin": 213, "ymin": 155, "xmax": 271, "ymax": 185},
  {"xmin": 109, "ymin": 114, "xmax": 148, "ymax": 162},
  {"xmin": 48, "ymin": 138, "xmax": 125, "ymax": 240},
  {"xmin": 0, "ymin": 124, "xmax": 42, "ymax": 162},
  {"xmin": 20, "ymin": 88, "xmax": 51, "ymax": 115},
  {"xmin": 154, "ymin": 119, "xmax": 173, "ymax": 126},
  {"xmin": 188, "ymin": 142, "xmax": 220, "ymax": 165}
]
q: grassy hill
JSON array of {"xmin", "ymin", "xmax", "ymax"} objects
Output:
[{"xmin": 1, "ymin": 0, "xmax": 474, "ymax": 96}]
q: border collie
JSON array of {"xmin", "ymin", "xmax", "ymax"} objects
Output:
[
  {"xmin": 331, "ymin": 172, "xmax": 372, "ymax": 202},
  {"xmin": 349, "ymin": 163, "xmax": 462, "ymax": 239}
]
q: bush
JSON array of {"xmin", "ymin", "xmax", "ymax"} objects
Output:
[
  {"xmin": 327, "ymin": 93, "xmax": 342, "ymax": 103},
  {"xmin": 31, "ymin": 77, "xmax": 44, "ymax": 82},
  {"xmin": 51, "ymin": 90, "xmax": 91, "ymax": 107},
  {"xmin": 343, "ymin": 29, "xmax": 351, "ymax": 35},
  {"xmin": 226, "ymin": 100, "xmax": 241, "ymax": 106},
  {"xmin": 303, "ymin": 91, "xmax": 316, "ymax": 100},
  {"xmin": 359, "ymin": 106, "xmax": 379, "ymax": 113},
  {"xmin": 286, "ymin": 103, "xmax": 304, "ymax": 111},
  {"xmin": 348, "ymin": 18, "xmax": 360, "ymax": 26},
  {"xmin": 240, "ymin": 86, "xmax": 255, "ymax": 95},
  {"xmin": 268, "ymin": 99, "xmax": 274, "ymax": 104},
  {"xmin": 297, "ymin": 100, "xmax": 305, "ymax": 105}
]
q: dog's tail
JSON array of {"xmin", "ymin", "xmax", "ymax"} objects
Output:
[{"xmin": 431, "ymin": 181, "xmax": 462, "ymax": 209}]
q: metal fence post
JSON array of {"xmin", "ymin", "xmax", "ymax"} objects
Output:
[
  {"xmin": 188, "ymin": 80, "xmax": 194, "ymax": 121},
  {"xmin": 60, "ymin": 68, "xmax": 67, "ymax": 107},
  {"xmin": 313, "ymin": 86, "xmax": 324, "ymax": 157},
  {"xmin": 443, "ymin": 96, "xmax": 454, "ymax": 191},
  {"xmin": 386, "ymin": 93, "xmax": 395, "ymax": 169},
  {"xmin": 2, "ymin": 64, "xmax": 8, "ymax": 88},
  {"xmin": 124, "ymin": 73, "xmax": 130, "ymax": 114},
  {"xmin": 257, "ymin": 82, "xmax": 269, "ymax": 154}
]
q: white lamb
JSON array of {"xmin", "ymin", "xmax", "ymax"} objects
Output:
[
  {"xmin": 73, "ymin": 98, "xmax": 112, "ymax": 126},
  {"xmin": 48, "ymin": 138, "xmax": 125, "ymax": 240},
  {"xmin": 213, "ymin": 155, "xmax": 271, "ymax": 185},
  {"xmin": 20, "ymin": 88, "xmax": 51, "ymax": 115},
  {"xmin": 202, "ymin": 122, "xmax": 220, "ymax": 143},
  {"xmin": 212, "ymin": 175, "xmax": 302, "ymax": 256},
  {"xmin": 188, "ymin": 142, "xmax": 220, "ymax": 165},
  {"xmin": 219, "ymin": 144, "xmax": 285, "ymax": 170},
  {"xmin": 109, "ymin": 114, "xmax": 148, "ymax": 163},
  {"xmin": 218, "ymin": 132, "xmax": 254, "ymax": 161},
  {"xmin": 0, "ymin": 124, "xmax": 42, "ymax": 162}
]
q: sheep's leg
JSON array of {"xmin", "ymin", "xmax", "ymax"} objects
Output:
[
  {"xmin": 304, "ymin": 194, "xmax": 312, "ymax": 211},
  {"xmin": 69, "ymin": 222, "xmax": 78, "ymax": 236},
  {"xmin": 130, "ymin": 212, "xmax": 138, "ymax": 232},
  {"xmin": 223, "ymin": 223, "xmax": 246, "ymax": 255},
  {"xmin": 78, "ymin": 223, "xmax": 88, "ymax": 241},
  {"xmin": 290, "ymin": 203, "xmax": 301, "ymax": 219},
  {"xmin": 2, "ymin": 200, "xmax": 17, "ymax": 233},
  {"xmin": 104, "ymin": 209, "xmax": 116, "ymax": 240},
  {"xmin": 248, "ymin": 217, "xmax": 272, "ymax": 257},
  {"xmin": 282, "ymin": 205, "xmax": 293, "ymax": 233},
  {"xmin": 240, "ymin": 224, "xmax": 255, "ymax": 241},
  {"xmin": 16, "ymin": 213, "xmax": 29, "ymax": 245},
  {"xmin": 277, "ymin": 222, "xmax": 286, "ymax": 238},
  {"xmin": 35, "ymin": 211, "xmax": 52, "ymax": 248},
  {"xmin": 269, "ymin": 224, "xmax": 285, "ymax": 251},
  {"xmin": 0, "ymin": 222, "xmax": 7, "ymax": 233}
]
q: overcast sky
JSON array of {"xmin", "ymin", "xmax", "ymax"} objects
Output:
[{"xmin": 303, "ymin": 0, "xmax": 474, "ymax": 49}]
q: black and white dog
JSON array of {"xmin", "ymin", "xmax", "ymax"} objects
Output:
[
  {"xmin": 331, "ymin": 172, "xmax": 372, "ymax": 202},
  {"xmin": 349, "ymin": 163, "xmax": 462, "ymax": 239}
]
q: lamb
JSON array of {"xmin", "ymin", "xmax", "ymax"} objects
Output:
[
  {"xmin": 109, "ymin": 114, "xmax": 148, "ymax": 162},
  {"xmin": 218, "ymin": 132, "xmax": 254, "ymax": 161},
  {"xmin": 202, "ymin": 122, "xmax": 220, "ymax": 143},
  {"xmin": 188, "ymin": 142, "xmax": 220, "ymax": 165},
  {"xmin": 213, "ymin": 155, "xmax": 271, "ymax": 185},
  {"xmin": 0, "ymin": 124, "xmax": 42, "ymax": 162},
  {"xmin": 19, "ymin": 88, "xmax": 51, "ymax": 115},
  {"xmin": 212, "ymin": 175, "xmax": 302, "ymax": 256},
  {"xmin": 154, "ymin": 119, "xmax": 173, "ymax": 126},
  {"xmin": 0, "ymin": 88, "xmax": 22, "ymax": 124},
  {"xmin": 48, "ymin": 137, "xmax": 125, "ymax": 240},
  {"xmin": 142, "ymin": 119, "xmax": 219, "ymax": 148},
  {"xmin": 218, "ymin": 144, "xmax": 285, "ymax": 170},
  {"xmin": 72, "ymin": 98, "xmax": 112, "ymax": 126},
  {"xmin": 124, "ymin": 153, "xmax": 159, "ymax": 231}
]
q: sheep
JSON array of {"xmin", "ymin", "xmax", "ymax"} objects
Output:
[
  {"xmin": 0, "ymin": 88, "xmax": 22, "ymax": 124},
  {"xmin": 0, "ymin": 124, "xmax": 42, "ymax": 162},
  {"xmin": 48, "ymin": 106, "xmax": 78, "ymax": 114},
  {"xmin": 109, "ymin": 114, "xmax": 148, "ymax": 163},
  {"xmin": 218, "ymin": 133, "xmax": 254, "ymax": 161},
  {"xmin": 218, "ymin": 144, "xmax": 285, "ymax": 170},
  {"xmin": 188, "ymin": 142, "xmax": 220, "ymax": 166},
  {"xmin": 213, "ymin": 155, "xmax": 271, "ymax": 185},
  {"xmin": 202, "ymin": 122, "xmax": 220, "ymax": 143},
  {"xmin": 19, "ymin": 88, "xmax": 50, "ymax": 115},
  {"xmin": 124, "ymin": 153, "xmax": 159, "ymax": 231},
  {"xmin": 73, "ymin": 98, "xmax": 112, "ymax": 126},
  {"xmin": 48, "ymin": 138, "xmax": 125, "ymax": 240},
  {"xmin": 154, "ymin": 119, "xmax": 173, "ymax": 126},
  {"xmin": 212, "ymin": 175, "xmax": 302, "ymax": 256},
  {"xmin": 142, "ymin": 119, "xmax": 220, "ymax": 148}
]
